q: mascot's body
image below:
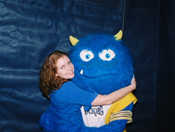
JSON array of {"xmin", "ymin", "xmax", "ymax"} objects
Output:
[{"xmin": 40, "ymin": 31, "xmax": 137, "ymax": 132}]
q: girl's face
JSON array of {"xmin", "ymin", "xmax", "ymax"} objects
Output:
[{"xmin": 55, "ymin": 55, "xmax": 75, "ymax": 79}]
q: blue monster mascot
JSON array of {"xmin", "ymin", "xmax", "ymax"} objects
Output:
[
  {"xmin": 69, "ymin": 30, "xmax": 137, "ymax": 132},
  {"xmin": 40, "ymin": 31, "xmax": 137, "ymax": 132}
]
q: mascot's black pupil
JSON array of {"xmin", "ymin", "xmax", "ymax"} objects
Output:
[
  {"xmin": 106, "ymin": 53, "xmax": 110, "ymax": 58},
  {"xmin": 86, "ymin": 54, "xmax": 90, "ymax": 59}
]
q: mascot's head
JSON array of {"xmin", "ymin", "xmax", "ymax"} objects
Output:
[{"xmin": 69, "ymin": 30, "xmax": 134, "ymax": 94}]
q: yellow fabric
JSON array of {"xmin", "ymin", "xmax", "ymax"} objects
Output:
[
  {"xmin": 109, "ymin": 110, "xmax": 133, "ymax": 123},
  {"xmin": 105, "ymin": 93, "xmax": 137, "ymax": 124}
]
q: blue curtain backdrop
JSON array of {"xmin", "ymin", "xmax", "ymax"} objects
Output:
[{"xmin": 0, "ymin": 0, "xmax": 170, "ymax": 132}]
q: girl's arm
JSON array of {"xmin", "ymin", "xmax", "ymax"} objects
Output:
[
  {"xmin": 91, "ymin": 77, "xmax": 136, "ymax": 106},
  {"xmin": 51, "ymin": 77, "xmax": 136, "ymax": 106}
]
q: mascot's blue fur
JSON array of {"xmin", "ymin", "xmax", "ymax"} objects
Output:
[
  {"xmin": 40, "ymin": 31, "xmax": 137, "ymax": 132},
  {"xmin": 69, "ymin": 30, "xmax": 137, "ymax": 132}
]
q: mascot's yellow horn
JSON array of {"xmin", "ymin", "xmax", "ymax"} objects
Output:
[
  {"xmin": 114, "ymin": 30, "xmax": 123, "ymax": 40},
  {"xmin": 69, "ymin": 35, "xmax": 79, "ymax": 46}
]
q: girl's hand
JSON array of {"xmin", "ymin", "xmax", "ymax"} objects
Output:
[{"xmin": 130, "ymin": 76, "xmax": 136, "ymax": 91}]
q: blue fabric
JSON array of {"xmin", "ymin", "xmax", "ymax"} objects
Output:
[
  {"xmin": 51, "ymin": 81, "xmax": 98, "ymax": 105},
  {"xmin": 0, "ymin": 0, "xmax": 58, "ymax": 131},
  {"xmin": 40, "ymin": 81, "xmax": 98, "ymax": 131},
  {"xmin": 0, "ymin": 0, "xmax": 159, "ymax": 132},
  {"xmin": 40, "ymin": 80, "xmax": 132, "ymax": 132}
]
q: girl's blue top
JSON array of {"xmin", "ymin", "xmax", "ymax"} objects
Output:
[{"xmin": 40, "ymin": 81, "xmax": 97, "ymax": 131}]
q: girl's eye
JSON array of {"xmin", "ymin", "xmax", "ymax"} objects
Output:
[
  {"xmin": 68, "ymin": 61, "xmax": 72, "ymax": 65},
  {"xmin": 60, "ymin": 65, "xmax": 65, "ymax": 69},
  {"xmin": 99, "ymin": 49, "xmax": 116, "ymax": 61},
  {"xmin": 80, "ymin": 50, "xmax": 94, "ymax": 62}
]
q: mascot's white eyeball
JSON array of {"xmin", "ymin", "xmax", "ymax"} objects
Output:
[
  {"xmin": 99, "ymin": 49, "xmax": 115, "ymax": 61},
  {"xmin": 80, "ymin": 49, "xmax": 94, "ymax": 62}
]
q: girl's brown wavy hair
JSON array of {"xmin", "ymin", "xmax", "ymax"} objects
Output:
[{"xmin": 40, "ymin": 50, "xmax": 68, "ymax": 99}]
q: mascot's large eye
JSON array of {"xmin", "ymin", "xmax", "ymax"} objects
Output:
[
  {"xmin": 80, "ymin": 50, "xmax": 94, "ymax": 62},
  {"xmin": 99, "ymin": 49, "xmax": 115, "ymax": 61}
]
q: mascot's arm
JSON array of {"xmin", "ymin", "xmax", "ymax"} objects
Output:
[{"xmin": 80, "ymin": 103, "xmax": 133, "ymax": 132}]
